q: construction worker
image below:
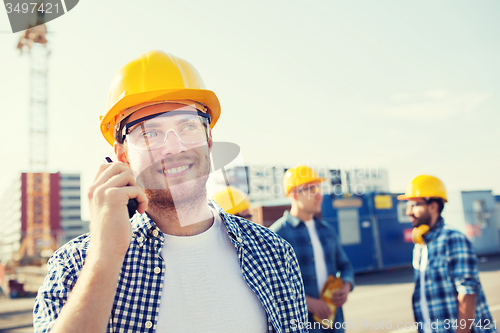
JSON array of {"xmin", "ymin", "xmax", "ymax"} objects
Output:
[
  {"xmin": 212, "ymin": 186, "xmax": 253, "ymax": 220},
  {"xmin": 398, "ymin": 175, "xmax": 496, "ymax": 333},
  {"xmin": 270, "ymin": 166, "xmax": 354, "ymax": 332},
  {"xmin": 33, "ymin": 51, "xmax": 308, "ymax": 332}
]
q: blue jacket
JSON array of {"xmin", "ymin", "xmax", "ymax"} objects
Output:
[{"xmin": 270, "ymin": 211, "xmax": 354, "ymax": 331}]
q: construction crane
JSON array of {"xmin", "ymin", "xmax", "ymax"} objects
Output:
[
  {"xmin": 16, "ymin": 23, "xmax": 58, "ymax": 263},
  {"xmin": 17, "ymin": 23, "xmax": 48, "ymax": 171}
]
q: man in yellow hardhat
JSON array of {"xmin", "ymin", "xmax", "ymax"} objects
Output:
[
  {"xmin": 212, "ymin": 186, "xmax": 253, "ymax": 220},
  {"xmin": 398, "ymin": 175, "xmax": 495, "ymax": 333},
  {"xmin": 270, "ymin": 166, "xmax": 354, "ymax": 332},
  {"xmin": 34, "ymin": 51, "xmax": 308, "ymax": 332}
]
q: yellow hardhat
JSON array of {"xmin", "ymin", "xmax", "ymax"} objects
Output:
[
  {"xmin": 212, "ymin": 186, "xmax": 251, "ymax": 215},
  {"xmin": 100, "ymin": 50, "xmax": 221, "ymax": 146},
  {"xmin": 397, "ymin": 175, "xmax": 448, "ymax": 202},
  {"xmin": 283, "ymin": 165, "xmax": 326, "ymax": 196}
]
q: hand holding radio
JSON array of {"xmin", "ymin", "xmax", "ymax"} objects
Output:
[{"xmin": 86, "ymin": 158, "xmax": 148, "ymax": 257}]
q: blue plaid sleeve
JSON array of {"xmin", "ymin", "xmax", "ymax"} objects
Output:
[
  {"xmin": 447, "ymin": 231, "xmax": 479, "ymax": 295},
  {"xmin": 285, "ymin": 241, "xmax": 309, "ymax": 330},
  {"xmin": 33, "ymin": 238, "xmax": 85, "ymax": 332}
]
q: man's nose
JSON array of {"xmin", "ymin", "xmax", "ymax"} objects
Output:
[{"xmin": 159, "ymin": 130, "xmax": 187, "ymax": 156}]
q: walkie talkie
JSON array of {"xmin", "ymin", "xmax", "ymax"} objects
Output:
[{"xmin": 105, "ymin": 157, "xmax": 138, "ymax": 218}]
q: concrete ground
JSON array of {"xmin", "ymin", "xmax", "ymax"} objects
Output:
[
  {"xmin": 0, "ymin": 255, "xmax": 498, "ymax": 332},
  {"xmin": 0, "ymin": 298, "xmax": 36, "ymax": 332},
  {"xmin": 343, "ymin": 254, "xmax": 500, "ymax": 333}
]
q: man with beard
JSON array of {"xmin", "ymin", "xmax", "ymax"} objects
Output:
[
  {"xmin": 398, "ymin": 175, "xmax": 496, "ymax": 333},
  {"xmin": 33, "ymin": 50, "xmax": 308, "ymax": 333},
  {"xmin": 270, "ymin": 166, "xmax": 354, "ymax": 332}
]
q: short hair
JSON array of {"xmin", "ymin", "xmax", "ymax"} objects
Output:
[{"xmin": 426, "ymin": 198, "xmax": 444, "ymax": 215}]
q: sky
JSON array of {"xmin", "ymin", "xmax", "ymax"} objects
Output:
[{"xmin": 1, "ymin": 0, "xmax": 499, "ymax": 220}]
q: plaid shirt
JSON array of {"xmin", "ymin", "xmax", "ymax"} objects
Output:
[
  {"xmin": 270, "ymin": 211, "xmax": 355, "ymax": 332},
  {"xmin": 412, "ymin": 218, "xmax": 497, "ymax": 333},
  {"xmin": 34, "ymin": 200, "xmax": 308, "ymax": 333}
]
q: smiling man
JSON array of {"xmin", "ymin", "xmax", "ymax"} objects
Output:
[
  {"xmin": 33, "ymin": 50, "xmax": 308, "ymax": 333},
  {"xmin": 117, "ymin": 101, "xmax": 215, "ymax": 230},
  {"xmin": 398, "ymin": 175, "xmax": 496, "ymax": 333}
]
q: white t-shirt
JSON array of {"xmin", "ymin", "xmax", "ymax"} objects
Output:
[
  {"xmin": 419, "ymin": 245, "xmax": 432, "ymax": 333},
  {"xmin": 304, "ymin": 219, "xmax": 328, "ymax": 294},
  {"xmin": 155, "ymin": 209, "xmax": 268, "ymax": 332}
]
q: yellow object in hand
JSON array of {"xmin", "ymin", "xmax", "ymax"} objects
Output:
[{"xmin": 313, "ymin": 276, "xmax": 343, "ymax": 329}]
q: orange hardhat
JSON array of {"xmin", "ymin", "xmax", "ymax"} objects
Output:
[
  {"xmin": 283, "ymin": 166, "xmax": 326, "ymax": 196},
  {"xmin": 212, "ymin": 186, "xmax": 251, "ymax": 215},
  {"xmin": 100, "ymin": 50, "xmax": 221, "ymax": 146},
  {"xmin": 397, "ymin": 175, "xmax": 448, "ymax": 202}
]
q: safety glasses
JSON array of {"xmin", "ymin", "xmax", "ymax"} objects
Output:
[
  {"xmin": 406, "ymin": 201, "xmax": 428, "ymax": 210},
  {"xmin": 122, "ymin": 110, "xmax": 211, "ymax": 150},
  {"xmin": 297, "ymin": 184, "xmax": 322, "ymax": 195}
]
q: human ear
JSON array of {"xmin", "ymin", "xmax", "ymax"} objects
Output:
[
  {"xmin": 428, "ymin": 201, "xmax": 438, "ymax": 215},
  {"xmin": 114, "ymin": 142, "xmax": 130, "ymax": 165}
]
